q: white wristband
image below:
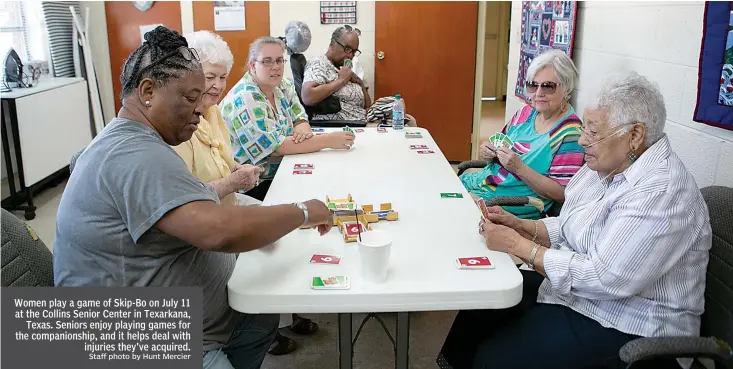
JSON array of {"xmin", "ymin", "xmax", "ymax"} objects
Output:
[{"xmin": 294, "ymin": 202, "xmax": 309, "ymax": 226}]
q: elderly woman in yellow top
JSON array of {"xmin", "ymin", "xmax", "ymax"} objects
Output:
[
  {"xmin": 173, "ymin": 31, "xmax": 261, "ymax": 207},
  {"xmin": 438, "ymin": 71, "xmax": 712, "ymax": 369}
]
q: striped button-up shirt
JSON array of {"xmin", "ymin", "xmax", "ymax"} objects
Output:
[{"xmin": 538, "ymin": 135, "xmax": 712, "ymax": 337}]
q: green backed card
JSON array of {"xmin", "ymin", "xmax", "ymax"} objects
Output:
[{"xmin": 440, "ymin": 193, "xmax": 463, "ymax": 198}]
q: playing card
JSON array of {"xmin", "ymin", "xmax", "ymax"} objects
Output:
[
  {"xmin": 405, "ymin": 132, "xmax": 422, "ymax": 138},
  {"xmin": 310, "ymin": 254, "xmax": 342, "ymax": 265},
  {"xmin": 377, "ymin": 127, "xmax": 387, "ymax": 132},
  {"xmin": 293, "ymin": 170, "xmax": 313, "ymax": 175},
  {"xmin": 474, "ymin": 198, "xmax": 490, "ymax": 220},
  {"xmin": 455, "ymin": 257, "xmax": 494, "ymax": 269},
  {"xmin": 440, "ymin": 192, "xmax": 463, "ymax": 198},
  {"xmin": 294, "ymin": 164, "xmax": 314, "ymax": 169},
  {"xmin": 343, "ymin": 126, "xmax": 355, "ymax": 133},
  {"xmin": 355, "ymin": 128, "xmax": 365, "ymax": 133},
  {"xmin": 311, "ymin": 276, "xmax": 350, "ymax": 290},
  {"xmin": 410, "ymin": 145, "xmax": 428, "ymax": 150},
  {"xmin": 312, "ymin": 128, "xmax": 325, "ymax": 132},
  {"xmin": 417, "ymin": 150, "xmax": 435, "ymax": 154}
]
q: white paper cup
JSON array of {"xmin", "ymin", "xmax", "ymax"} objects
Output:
[{"xmin": 357, "ymin": 230, "xmax": 392, "ymax": 283}]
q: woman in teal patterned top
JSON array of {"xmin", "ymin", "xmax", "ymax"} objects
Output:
[
  {"xmin": 461, "ymin": 50, "xmax": 585, "ymax": 219},
  {"xmin": 219, "ymin": 36, "xmax": 355, "ymax": 201}
]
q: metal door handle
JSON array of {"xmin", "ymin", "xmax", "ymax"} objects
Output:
[{"xmin": 377, "ymin": 51, "xmax": 385, "ymax": 60}]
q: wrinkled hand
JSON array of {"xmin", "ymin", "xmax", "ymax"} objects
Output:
[
  {"xmin": 479, "ymin": 141, "xmax": 497, "ymax": 161},
  {"xmin": 496, "ymin": 146, "xmax": 524, "ymax": 173},
  {"xmin": 229, "ymin": 164, "xmax": 263, "ymax": 192},
  {"xmin": 485, "ymin": 206, "xmax": 522, "ymax": 232},
  {"xmin": 292, "ymin": 123, "xmax": 314, "ymax": 144},
  {"xmin": 338, "ymin": 65, "xmax": 352, "ymax": 83},
  {"xmin": 326, "ymin": 131, "xmax": 355, "ymax": 150},
  {"xmin": 303, "ymin": 199, "xmax": 334, "ymax": 235},
  {"xmin": 479, "ymin": 218, "xmax": 522, "ymax": 254}
]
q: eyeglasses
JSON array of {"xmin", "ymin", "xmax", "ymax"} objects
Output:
[
  {"xmin": 124, "ymin": 46, "xmax": 200, "ymax": 90},
  {"xmin": 525, "ymin": 81, "xmax": 557, "ymax": 94},
  {"xmin": 256, "ymin": 58, "xmax": 287, "ymax": 67},
  {"xmin": 332, "ymin": 25, "xmax": 361, "ymax": 56},
  {"xmin": 581, "ymin": 123, "xmax": 636, "ymax": 147}
]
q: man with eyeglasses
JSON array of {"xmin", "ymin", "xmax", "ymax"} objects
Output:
[{"xmin": 301, "ymin": 25, "xmax": 372, "ymax": 121}]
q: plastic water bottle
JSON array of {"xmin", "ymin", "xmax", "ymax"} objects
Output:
[{"xmin": 391, "ymin": 94, "xmax": 405, "ymax": 130}]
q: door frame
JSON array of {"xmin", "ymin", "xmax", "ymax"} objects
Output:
[{"xmin": 470, "ymin": 1, "xmax": 488, "ymax": 161}]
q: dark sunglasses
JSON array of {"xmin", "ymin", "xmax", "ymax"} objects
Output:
[
  {"xmin": 124, "ymin": 46, "xmax": 200, "ymax": 90},
  {"xmin": 525, "ymin": 81, "xmax": 558, "ymax": 94}
]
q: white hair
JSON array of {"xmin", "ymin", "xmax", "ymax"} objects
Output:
[
  {"xmin": 586, "ymin": 71, "xmax": 666, "ymax": 147},
  {"xmin": 524, "ymin": 49, "xmax": 579, "ymax": 101},
  {"xmin": 248, "ymin": 36, "xmax": 286, "ymax": 62},
  {"xmin": 184, "ymin": 31, "xmax": 234, "ymax": 73}
]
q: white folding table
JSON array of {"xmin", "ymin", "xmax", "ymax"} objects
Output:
[{"xmin": 228, "ymin": 127, "xmax": 523, "ymax": 369}]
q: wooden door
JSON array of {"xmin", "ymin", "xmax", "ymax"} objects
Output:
[
  {"xmin": 193, "ymin": 2, "xmax": 270, "ymax": 94},
  {"xmin": 375, "ymin": 1, "xmax": 478, "ymax": 162},
  {"xmin": 105, "ymin": 2, "xmax": 182, "ymax": 113}
]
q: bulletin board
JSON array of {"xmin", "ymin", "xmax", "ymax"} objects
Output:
[
  {"xmin": 320, "ymin": 1, "xmax": 357, "ymax": 25},
  {"xmin": 515, "ymin": 1, "xmax": 578, "ymax": 103}
]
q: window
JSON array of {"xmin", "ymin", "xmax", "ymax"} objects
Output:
[{"xmin": 0, "ymin": 1, "xmax": 48, "ymax": 63}]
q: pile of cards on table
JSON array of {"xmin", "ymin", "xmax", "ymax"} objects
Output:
[
  {"xmin": 293, "ymin": 164, "xmax": 313, "ymax": 175},
  {"xmin": 309, "ymin": 253, "xmax": 350, "ymax": 289},
  {"xmin": 405, "ymin": 132, "xmax": 422, "ymax": 139},
  {"xmin": 455, "ymin": 257, "xmax": 495, "ymax": 270},
  {"xmin": 410, "ymin": 144, "xmax": 434, "ymax": 154},
  {"xmin": 312, "ymin": 276, "xmax": 350, "ymax": 289}
]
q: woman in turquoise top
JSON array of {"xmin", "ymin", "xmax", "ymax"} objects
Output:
[{"xmin": 461, "ymin": 50, "xmax": 585, "ymax": 219}]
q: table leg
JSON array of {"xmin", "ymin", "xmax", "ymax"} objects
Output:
[
  {"xmin": 8, "ymin": 100, "xmax": 35, "ymax": 220},
  {"xmin": 1, "ymin": 100, "xmax": 17, "ymax": 208},
  {"xmin": 395, "ymin": 312, "xmax": 410, "ymax": 369},
  {"xmin": 338, "ymin": 313, "xmax": 353, "ymax": 369}
]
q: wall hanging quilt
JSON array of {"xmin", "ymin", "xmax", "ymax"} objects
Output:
[
  {"xmin": 515, "ymin": 1, "xmax": 578, "ymax": 103},
  {"xmin": 694, "ymin": 1, "xmax": 733, "ymax": 130}
]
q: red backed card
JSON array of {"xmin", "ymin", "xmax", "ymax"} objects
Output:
[
  {"xmin": 417, "ymin": 150, "xmax": 435, "ymax": 154},
  {"xmin": 293, "ymin": 170, "xmax": 313, "ymax": 175},
  {"xmin": 377, "ymin": 127, "xmax": 387, "ymax": 132},
  {"xmin": 455, "ymin": 257, "xmax": 494, "ymax": 269},
  {"xmin": 410, "ymin": 145, "xmax": 428, "ymax": 150},
  {"xmin": 294, "ymin": 164, "xmax": 314, "ymax": 169},
  {"xmin": 355, "ymin": 128, "xmax": 365, "ymax": 133},
  {"xmin": 310, "ymin": 254, "xmax": 342, "ymax": 265}
]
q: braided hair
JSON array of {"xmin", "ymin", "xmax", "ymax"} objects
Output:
[{"xmin": 120, "ymin": 26, "xmax": 201, "ymax": 101}]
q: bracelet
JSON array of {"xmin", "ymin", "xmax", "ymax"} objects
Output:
[
  {"xmin": 294, "ymin": 202, "xmax": 309, "ymax": 227},
  {"xmin": 531, "ymin": 220, "xmax": 538, "ymax": 243},
  {"xmin": 527, "ymin": 243, "xmax": 541, "ymax": 270}
]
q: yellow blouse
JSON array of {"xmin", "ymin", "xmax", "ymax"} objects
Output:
[{"xmin": 173, "ymin": 105, "xmax": 238, "ymax": 206}]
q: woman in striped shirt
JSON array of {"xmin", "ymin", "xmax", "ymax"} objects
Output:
[
  {"xmin": 461, "ymin": 50, "xmax": 584, "ymax": 219},
  {"xmin": 439, "ymin": 71, "xmax": 712, "ymax": 369}
]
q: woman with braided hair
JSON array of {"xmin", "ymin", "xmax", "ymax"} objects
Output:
[{"xmin": 54, "ymin": 26, "xmax": 336, "ymax": 369}]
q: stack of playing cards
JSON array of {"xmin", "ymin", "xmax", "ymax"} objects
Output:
[
  {"xmin": 311, "ymin": 276, "xmax": 350, "ymax": 289},
  {"xmin": 343, "ymin": 126, "xmax": 355, "ymax": 134},
  {"xmin": 293, "ymin": 164, "xmax": 313, "ymax": 175},
  {"xmin": 405, "ymin": 132, "xmax": 422, "ymax": 139},
  {"xmin": 488, "ymin": 132, "xmax": 513, "ymax": 150},
  {"xmin": 455, "ymin": 257, "xmax": 495, "ymax": 269}
]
